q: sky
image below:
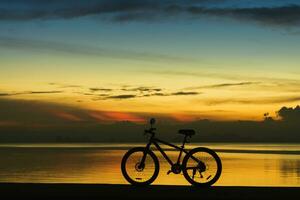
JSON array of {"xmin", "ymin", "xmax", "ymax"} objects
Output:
[{"xmin": 1, "ymin": 0, "xmax": 300, "ymax": 125}]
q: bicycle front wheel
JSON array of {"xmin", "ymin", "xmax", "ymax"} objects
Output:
[
  {"xmin": 182, "ymin": 147, "xmax": 222, "ymax": 187},
  {"xmin": 121, "ymin": 147, "xmax": 159, "ymax": 186}
]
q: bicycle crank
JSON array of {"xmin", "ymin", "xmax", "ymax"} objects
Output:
[{"xmin": 167, "ymin": 164, "xmax": 182, "ymax": 175}]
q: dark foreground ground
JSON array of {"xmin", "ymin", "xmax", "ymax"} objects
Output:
[{"xmin": 0, "ymin": 183, "xmax": 299, "ymax": 200}]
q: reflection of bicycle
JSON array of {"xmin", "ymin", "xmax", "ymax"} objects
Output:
[{"xmin": 121, "ymin": 118, "xmax": 222, "ymax": 187}]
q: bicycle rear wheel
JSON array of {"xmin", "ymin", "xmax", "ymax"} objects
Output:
[
  {"xmin": 182, "ymin": 147, "xmax": 222, "ymax": 187},
  {"xmin": 121, "ymin": 147, "xmax": 159, "ymax": 186}
]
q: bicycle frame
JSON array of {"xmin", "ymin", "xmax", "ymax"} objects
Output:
[{"xmin": 143, "ymin": 135, "xmax": 190, "ymax": 167}]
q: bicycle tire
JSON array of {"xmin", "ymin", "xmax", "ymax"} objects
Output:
[
  {"xmin": 182, "ymin": 147, "xmax": 222, "ymax": 187},
  {"xmin": 121, "ymin": 147, "xmax": 159, "ymax": 186}
]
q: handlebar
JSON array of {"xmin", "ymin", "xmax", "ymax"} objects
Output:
[{"xmin": 144, "ymin": 118, "xmax": 157, "ymax": 136}]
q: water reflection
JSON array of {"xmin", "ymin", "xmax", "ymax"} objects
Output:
[
  {"xmin": 280, "ymin": 158, "xmax": 300, "ymax": 184},
  {"xmin": 0, "ymin": 144, "xmax": 299, "ymax": 186}
]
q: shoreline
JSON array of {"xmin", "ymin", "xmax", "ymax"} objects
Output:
[{"xmin": 0, "ymin": 145, "xmax": 299, "ymax": 155}]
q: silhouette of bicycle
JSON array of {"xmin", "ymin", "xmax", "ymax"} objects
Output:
[{"xmin": 121, "ymin": 118, "xmax": 222, "ymax": 187}]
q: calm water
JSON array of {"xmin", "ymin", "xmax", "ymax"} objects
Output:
[{"xmin": 0, "ymin": 143, "xmax": 299, "ymax": 186}]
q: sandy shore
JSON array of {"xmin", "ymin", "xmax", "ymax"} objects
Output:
[{"xmin": 0, "ymin": 183, "xmax": 299, "ymax": 199}]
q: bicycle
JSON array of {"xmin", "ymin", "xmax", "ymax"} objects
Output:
[{"xmin": 121, "ymin": 118, "xmax": 222, "ymax": 187}]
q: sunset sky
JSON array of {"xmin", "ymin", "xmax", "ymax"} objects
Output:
[{"xmin": 1, "ymin": 0, "xmax": 300, "ymax": 123}]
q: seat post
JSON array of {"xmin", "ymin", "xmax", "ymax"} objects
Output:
[{"xmin": 176, "ymin": 135, "xmax": 187, "ymax": 165}]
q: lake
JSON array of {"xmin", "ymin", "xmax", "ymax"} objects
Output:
[{"xmin": 0, "ymin": 143, "xmax": 299, "ymax": 186}]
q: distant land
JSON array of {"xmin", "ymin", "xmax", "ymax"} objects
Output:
[{"xmin": 0, "ymin": 100, "xmax": 299, "ymax": 143}]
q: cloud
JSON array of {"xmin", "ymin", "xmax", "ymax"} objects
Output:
[
  {"xmin": 171, "ymin": 91, "xmax": 200, "ymax": 95},
  {"xmin": 145, "ymin": 70, "xmax": 300, "ymax": 85},
  {"xmin": 0, "ymin": 0, "xmax": 211, "ymax": 21},
  {"xmin": 144, "ymin": 70, "xmax": 246, "ymax": 81},
  {"xmin": 89, "ymin": 88, "xmax": 113, "ymax": 92},
  {"xmin": 194, "ymin": 4, "xmax": 300, "ymax": 27},
  {"xmin": 83, "ymin": 84, "xmax": 201, "ymax": 100},
  {"xmin": 121, "ymin": 86, "xmax": 162, "ymax": 93},
  {"xmin": 206, "ymin": 96, "xmax": 300, "ymax": 105},
  {"xmin": 81, "ymin": 92, "xmax": 109, "ymax": 97},
  {"xmin": 0, "ymin": 0, "xmax": 159, "ymax": 21},
  {"xmin": 106, "ymin": 4, "xmax": 300, "ymax": 28},
  {"xmin": 186, "ymin": 81, "xmax": 259, "ymax": 90},
  {"xmin": 105, "ymin": 94, "xmax": 137, "ymax": 99},
  {"xmin": 0, "ymin": 37, "xmax": 190, "ymax": 62},
  {"xmin": 55, "ymin": 83, "xmax": 198, "ymax": 100},
  {"xmin": 51, "ymin": 111, "xmax": 85, "ymax": 122},
  {"xmin": 0, "ymin": 98, "xmax": 86, "ymax": 124},
  {"xmin": 0, "ymin": 1, "xmax": 299, "ymax": 27},
  {"xmin": 89, "ymin": 110, "xmax": 145, "ymax": 123},
  {"xmin": 107, "ymin": 91, "xmax": 199, "ymax": 99},
  {"xmin": 28, "ymin": 91, "xmax": 63, "ymax": 94},
  {"xmin": 98, "ymin": 90, "xmax": 200, "ymax": 100},
  {"xmin": 49, "ymin": 82, "xmax": 82, "ymax": 88},
  {"xmin": 277, "ymin": 105, "xmax": 300, "ymax": 121},
  {"xmin": 0, "ymin": 90, "xmax": 63, "ymax": 96},
  {"xmin": 0, "ymin": 93, "xmax": 10, "ymax": 96},
  {"xmin": 0, "ymin": 97, "xmax": 146, "ymax": 125},
  {"xmin": 142, "ymin": 92, "xmax": 167, "ymax": 97}
]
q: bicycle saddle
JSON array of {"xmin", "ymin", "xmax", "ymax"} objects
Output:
[{"xmin": 178, "ymin": 129, "xmax": 195, "ymax": 136}]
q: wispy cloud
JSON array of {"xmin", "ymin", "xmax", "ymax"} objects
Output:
[
  {"xmin": 49, "ymin": 82, "xmax": 82, "ymax": 88},
  {"xmin": 50, "ymin": 83, "xmax": 201, "ymax": 100},
  {"xmin": 145, "ymin": 70, "xmax": 300, "ymax": 84},
  {"xmin": 0, "ymin": 1, "xmax": 299, "ymax": 27},
  {"xmin": 28, "ymin": 91, "xmax": 63, "ymax": 94},
  {"xmin": 0, "ymin": 0, "xmax": 215, "ymax": 21},
  {"xmin": 89, "ymin": 88, "xmax": 113, "ymax": 92},
  {"xmin": 122, "ymin": 86, "xmax": 162, "ymax": 93},
  {"xmin": 141, "ymin": 91, "xmax": 200, "ymax": 97},
  {"xmin": 171, "ymin": 91, "xmax": 200, "ymax": 95},
  {"xmin": 89, "ymin": 110, "xmax": 146, "ymax": 123},
  {"xmin": 101, "ymin": 91, "xmax": 200, "ymax": 100},
  {"xmin": 186, "ymin": 81, "xmax": 259, "ymax": 90},
  {"xmin": 205, "ymin": 96, "xmax": 300, "ymax": 105},
  {"xmin": 0, "ymin": 93, "xmax": 10, "ymax": 96},
  {"xmin": 52, "ymin": 111, "xmax": 84, "ymax": 122},
  {"xmin": 142, "ymin": 92, "xmax": 168, "ymax": 97},
  {"xmin": 0, "ymin": 90, "xmax": 63, "ymax": 97},
  {"xmin": 188, "ymin": 4, "xmax": 300, "ymax": 27},
  {"xmin": 105, "ymin": 94, "xmax": 137, "ymax": 99},
  {"xmin": 110, "ymin": 4, "xmax": 300, "ymax": 28},
  {"xmin": 144, "ymin": 70, "xmax": 244, "ymax": 81},
  {"xmin": 0, "ymin": 37, "xmax": 192, "ymax": 62}
]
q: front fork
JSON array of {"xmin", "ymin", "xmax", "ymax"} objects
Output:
[{"xmin": 139, "ymin": 139, "xmax": 152, "ymax": 168}]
